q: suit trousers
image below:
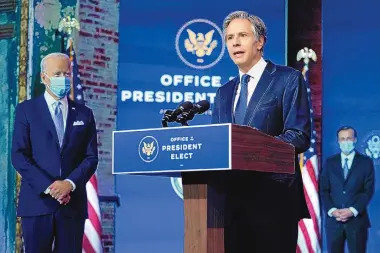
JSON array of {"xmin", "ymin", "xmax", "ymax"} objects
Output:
[
  {"xmin": 21, "ymin": 208, "xmax": 86, "ymax": 253},
  {"xmin": 326, "ymin": 223, "xmax": 368, "ymax": 253}
]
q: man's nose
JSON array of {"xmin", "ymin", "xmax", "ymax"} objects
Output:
[{"xmin": 233, "ymin": 38, "xmax": 241, "ymax": 47}]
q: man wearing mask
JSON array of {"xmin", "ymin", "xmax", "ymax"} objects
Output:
[
  {"xmin": 320, "ymin": 126, "xmax": 375, "ymax": 253},
  {"xmin": 12, "ymin": 52, "xmax": 98, "ymax": 252}
]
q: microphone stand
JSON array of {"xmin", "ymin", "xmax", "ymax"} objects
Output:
[{"xmin": 161, "ymin": 110, "xmax": 175, "ymax": 128}]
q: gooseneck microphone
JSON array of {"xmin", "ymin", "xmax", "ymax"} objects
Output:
[
  {"xmin": 161, "ymin": 101, "xmax": 194, "ymax": 127},
  {"xmin": 176, "ymin": 100, "xmax": 210, "ymax": 125}
]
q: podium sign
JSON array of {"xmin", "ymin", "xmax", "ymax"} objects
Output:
[
  {"xmin": 113, "ymin": 123, "xmax": 295, "ymax": 177},
  {"xmin": 112, "ymin": 124, "xmax": 230, "ymax": 176}
]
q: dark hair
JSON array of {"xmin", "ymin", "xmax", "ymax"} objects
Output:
[{"xmin": 336, "ymin": 125, "xmax": 357, "ymax": 138}]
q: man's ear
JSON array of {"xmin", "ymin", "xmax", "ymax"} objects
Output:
[
  {"xmin": 257, "ymin": 36, "xmax": 264, "ymax": 51},
  {"xmin": 40, "ymin": 72, "xmax": 47, "ymax": 85}
]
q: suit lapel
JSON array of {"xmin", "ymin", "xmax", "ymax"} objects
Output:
[
  {"xmin": 61, "ymin": 99, "xmax": 76, "ymax": 151},
  {"xmin": 345, "ymin": 152, "xmax": 359, "ymax": 183},
  {"xmin": 244, "ymin": 60, "xmax": 276, "ymax": 125},
  {"xmin": 38, "ymin": 96, "xmax": 60, "ymax": 146},
  {"xmin": 332, "ymin": 155, "xmax": 345, "ymax": 182},
  {"xmin": 222, "ymin": 76, "xmax": 239, "ymax": 123}
]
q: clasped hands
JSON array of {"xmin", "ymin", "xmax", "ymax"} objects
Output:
[
  {"xmin": 48, "ymin": 180, "xmax": 73, "ymax": 205},
  {"xmin": 332, "ymin": 208, "xmax": 354, "ymax": 222}
]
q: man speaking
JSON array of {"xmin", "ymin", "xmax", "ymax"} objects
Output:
[{"xmin": 211, "ymin": 11, "xmax": 311, "ymax": 253}]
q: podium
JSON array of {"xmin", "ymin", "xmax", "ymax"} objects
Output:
[{"xmin": 112, "ymin": 123, "xmax": 295, "ymax": 253}]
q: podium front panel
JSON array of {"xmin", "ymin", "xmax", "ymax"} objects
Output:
[{"xmin": 112, "ymin": 124, "xmax": 231, "ymax": 175}]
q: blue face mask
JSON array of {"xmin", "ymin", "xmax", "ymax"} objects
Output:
[
  {"xmin": 339, "ymin": 141, "xmax": 355, "ymax": 154},
  {"xmin": 44, "ymin": 74, "xmax": 71, "ymax": 98}
]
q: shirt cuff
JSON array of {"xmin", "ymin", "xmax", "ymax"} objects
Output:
[
  {"xmin": 328, "ymin": 208, "xmax": 337, "ymax": 217},
  {"xmin": 349, "ymin": 207, "xmax": 359, "ymax": 217},
  {"xmin": 64, "ymin": 179, "xmax": 76, "ymax": 191}
]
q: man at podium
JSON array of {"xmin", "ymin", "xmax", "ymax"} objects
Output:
[{"xmin": 211, "ymin": 11, "xmax": 311, "ymax": 253}]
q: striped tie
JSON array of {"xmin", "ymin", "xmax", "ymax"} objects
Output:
[
  {"xmin": 343, "ymin": 158, "xmax": 349, "ymax": 179},
  {"xmin": 53, "ymin": 101, "xmax": 64, "ymax": 146},
  {"xmin": 235, "ymin": 74, "xmax": 250, "ymax": 125}
]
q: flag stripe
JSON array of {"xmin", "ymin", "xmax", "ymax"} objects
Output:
[
  {"xmin": 88, "ymin": 195, "xmax": 103, "ymax": 236},
  {"xmin": 84, "ymin": 220, "xmax": 103, "ymax": 253},
  {"xmin": 87, "ymin": 178, "xmax": 101, "ymax": 218},
  {"xmin": 82, "ymin": 233, "xmax": 96, "ymax": 253},
  {"xmin": 299, "ymin": 220, "xmax": 314, "ymax": 253}
]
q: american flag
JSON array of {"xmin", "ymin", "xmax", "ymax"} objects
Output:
[
  {"xmin": 65, "ymin": 38, "xmax": 104, "ymax": 253},
  {"xmin": 296, "ymin": 63, "xmax": 322, "ymax": 253}
]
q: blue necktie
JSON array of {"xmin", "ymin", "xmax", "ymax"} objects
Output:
[
  {"xmin": 235, "ymin": 74, "xmax": 250, "ymax": 125},
  {"xmin": 53, "ymin": 101, "xmax": 64, "ymax": 147},
  {"xmin": 343, "ymin": 158, "xmax": 349, "ymax": 179}
]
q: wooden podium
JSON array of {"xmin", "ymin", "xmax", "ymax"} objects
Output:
[{"xmin": 112, "ymin": 123, "xmax": 295, "ymax": 253}]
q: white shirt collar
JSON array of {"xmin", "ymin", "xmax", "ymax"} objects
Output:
[
  {"xmin": 44, "ymin": 91, "xmax": 68, "ymax": 108},
  {"xmin": 341, "ymin": 150, "xmax": 355, "ymax": 161},
  {"xmin": 239, "ymin": 57, "xmax": 267, "ymax": 82}
]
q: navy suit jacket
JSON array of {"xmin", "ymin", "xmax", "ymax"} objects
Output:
[
  {"xmin": 211, "ymin": 60, "xmax": 311, "ymax": 219},
  {"xmin": 11, "ymin": 95, "xmax": 98, "ymax": 218},
  {"xmin": 320, "ymin": 152, "xmax": 375, "ymax": 228}
]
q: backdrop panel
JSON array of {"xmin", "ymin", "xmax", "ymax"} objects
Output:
[
  {"xmin": 322, "ymin": 0, "xmax": 380, "ymax": 252},
  {"xmin": 115, "ymin": 1, "xmax": 287, "ymax": 252}
]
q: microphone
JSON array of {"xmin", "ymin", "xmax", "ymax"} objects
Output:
[
  {"xmin": 192, "ymin": 100, "xmax": 210, "ymax": 114},
  {"xmin": 161, "ymin": 101, "xmax": 194, "ymax": 127},
  {"xmin": 176, "ymin": 100, "xmax": 210, "ymax": 125},
  {"xmin": 172, "ymin": 101, "xmax": 194, "ymax": 117}
]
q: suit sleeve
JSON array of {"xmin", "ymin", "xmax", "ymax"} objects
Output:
[
  {"xmin": 319, "ymin": 159, "xmax": 336, "ymax": 212},
  {"xmin": 211, "ymin": 88, "xmax": 220, "ymax": 124},
  {"xmin": 11, "ymin": 104, "xmax": 55, "ymax": 195},
  {"xmin": 66, "ymin": 109, "xmax": 99, "ymax": 187},
  {"xmin": 352, "ymin": 158, "xmax": 375, "ymax": 214},
  {"xmin": 275, "ymin": 71, "xmax": 311, "ymax": 153}
]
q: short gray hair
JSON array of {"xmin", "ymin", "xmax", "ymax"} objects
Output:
[
  {"xmin": 223, "ymin": 11, "xmax": 267, "ymax": 53},
  {"xmin": 40, "ymin": 52, "xmax": 69, "ymax": 73}
]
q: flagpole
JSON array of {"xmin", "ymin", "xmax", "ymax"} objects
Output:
[
  {"xmin": 296, "ymin": 47, "xmax": 321, "ymax": 253},
  {"xmin": 297, "ymin": 47, "xmax": 317, "ymax": 172},
  {"xmin": 58, "ymin": 16, "xmax": 80, "ymax": 101}
]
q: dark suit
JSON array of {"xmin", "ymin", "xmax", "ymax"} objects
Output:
[
  {"xmin": 320, "ymin": 152, "xmax": 375, "ymax": 253},
  {"xmin": 11, "ymin": 94, "xmax": 98, "ymax": 253},
  {"xmin": 211, "ymin": 60, "xmax": 311, "ymax": 253}
]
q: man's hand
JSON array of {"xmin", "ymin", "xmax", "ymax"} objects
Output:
[
  {"xmin": 48, "ymin": 180, "xmax": 73, "ymax": 200},
  {"xmin": 333, "ymin": 208, "xmax": 353, "ymax": 222},
  {"xmin": 332, "ymin": 209, "xmax": 343, "ymax": 219},
  {"xmin": 338, "ymin": 208, "xmax": 354, "ymax": 222},
  {"xmin": 58, "ymin": 194, "xmax": 71, "ymax": 205}
]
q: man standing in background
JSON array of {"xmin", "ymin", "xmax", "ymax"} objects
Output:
[
  {"xmin": 320, "ymin": 126, "xmax": 375, "ymax": 253},
  {"xmin": 11, "ymin": 52, "xmax": 98, "ymax": 253}
]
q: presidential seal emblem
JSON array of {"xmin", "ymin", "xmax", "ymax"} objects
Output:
[
  {"xmin": 138, "ymin": 136, "xmax": 159, "ymax": 163},
  {"xmin": 362, "ymin": 130, "xmax": 380, "ymax": 165},
  {"xmin": 170, "ymin": 177, "xmax": 183, "ymax": 199},
  {"xmin": 175, "ymin": 19, "xmax": 225, "ymax": 70}
]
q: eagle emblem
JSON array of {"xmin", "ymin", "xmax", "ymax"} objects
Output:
[
  {"xmin": 184, "ymin": 29, "xmax": 218, "ymax": 63},
  {"xmin": 142, "ymin": 141, "xmax": 156, "ymax": 157},
  {"xmin": 365, "ymin": 135, "xmax": 380, "ymax": 159}
]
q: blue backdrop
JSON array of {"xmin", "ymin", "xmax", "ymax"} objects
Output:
[
  {"xmin": 115, "ymin": 1, "xmax": 287, "ymax": 252},
  {"xmin": 322, "ymin": 0, "xmax": 380, "ymax": 252}
]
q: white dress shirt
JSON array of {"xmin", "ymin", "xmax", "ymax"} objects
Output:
[
  {"xmin": 44, "ymin": 91, "xmax": 76, "ymax": 193},
  {"xmin": 328, "ymin": 151, "xmax": 358, "ymax": 218},
  {"xmin": 233, "ymin": 57, "xmax": 267, "ymax": 111},
  {"xmin": 340, "ymin": 151, "xmax": 355, "ymax": 169},
  {"xmin": 44, "ymin": 91, "xmax": 68, "ymax": 130}
]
